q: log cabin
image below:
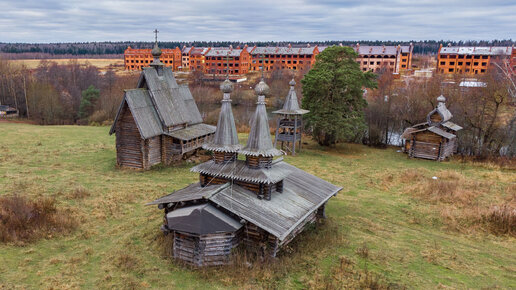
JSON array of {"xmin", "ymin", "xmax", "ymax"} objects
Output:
[
  {"xmin": 110, "ymin": 41, "xmax": 216, "ymax": 170},
  {"xmin": 148, "ymin": 77, "xmax": 342, "ymax": 266},
  {"xmin": 401, "ymin": 95, "xmax": 462, "ymax": 161}
]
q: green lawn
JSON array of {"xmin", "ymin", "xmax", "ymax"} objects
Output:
[{"xmin": 0, "ymin": 123, "xmax": 514, "ymax": 289}]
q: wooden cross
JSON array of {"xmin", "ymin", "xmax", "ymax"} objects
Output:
[
  {"xmin": 153, "ymin": 29, "xmax": 159, "ymax": 42},
  {"xmin": 261, "ymin": 53, "xmax": 265, "ymax": 79},
  {"xmin": 222, "ymin": 52, "xmax": 231, "ymax": 77}
]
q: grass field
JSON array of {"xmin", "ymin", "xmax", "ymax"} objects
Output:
[
  {"xmin": 8, "ymin": 58, "xmax": 124, "ymax": 71},
  {"xmin": 0, "ymin": 123, "xmax": 514, "ymax": 289}
]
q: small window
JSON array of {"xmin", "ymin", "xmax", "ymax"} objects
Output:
[
  {"xmin": 450, "ymin": 62, "xmax": 455, "ymax": 65},
  {"xmin": 448, "ymin": 68, "xmax": 454, "ymax": 72},
  {"xmin": 440, "ymin": 61, "xmax": 445, "ymax": 65},
  {"xmin": 482, "ymin": 62, "xmax": 487, "ymax": 66}
]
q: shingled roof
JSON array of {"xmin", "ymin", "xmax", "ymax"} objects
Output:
[
  {"xmin": 110, "ymin": 65, "xmax": 215, "ymax": 140},
  {"xmin": 273, "ymin": 79, "xmax": 309, "ymax": 115},
  {"xmin": 202, "ymin": 79, "xmax": 242, "ymax": 153},
  {"xmin": 240, "ymin": 79, "xmax": 283, "ymax": 157},
  {"xmin": 150, "ymin": 163, "xmax": 342, "ymax": 241}
]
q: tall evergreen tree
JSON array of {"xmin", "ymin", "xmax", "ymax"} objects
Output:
[
  {"xmin": 78, "ymin": 85, "xmax": 100, "ymax": 119},
  {"xmin": 301, "ymin": 46, "xmax": 376, "ymax": 146}
]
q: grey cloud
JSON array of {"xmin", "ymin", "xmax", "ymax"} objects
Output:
[{"xmin": 0, "ymin": 0, "xmax": 514, "ymax": 42}]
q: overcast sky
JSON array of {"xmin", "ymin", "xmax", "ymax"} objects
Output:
[{"xmin": 1, "ymin": 0, "xmax": 515, "ymax": 43}]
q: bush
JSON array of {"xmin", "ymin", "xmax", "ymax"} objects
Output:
[{"xmin": 0, "ymin": 194, "xmax": 77, "ymax": 244}]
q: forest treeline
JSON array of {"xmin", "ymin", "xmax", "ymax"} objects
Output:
[{"xmin": 1, "ymin": 39, "xmax": 514, "ymax": 57}]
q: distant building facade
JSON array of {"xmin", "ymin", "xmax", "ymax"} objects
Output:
[
  {"xmin": 124, "ymin": 43, "xmax": 415, "ymax": 75},
  {"xmin": 436, "ymin": 44, "xmax": 515, "ymax": 75},
  {"xmin": 353, "ymin": 44, "xmax": 413, "ymax": 73},
  {"xmin": 204, "ymin": 46, "xmax": 250, "ymax": 76},
  {"xmin": 124, "ymin": 46, "xmax": 182, "ymax": 71},
  {"xmin": 248, "ymin": 45, "xmax": 320, "ymax": 72},
  {"xmin": 189, "ymin": 47, "xmax": 211, "ymax": 72}
]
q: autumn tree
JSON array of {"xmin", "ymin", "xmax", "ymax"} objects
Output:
[{"xmin": 301, "ymin": 46, "xmax": 376, "ymax": 146}]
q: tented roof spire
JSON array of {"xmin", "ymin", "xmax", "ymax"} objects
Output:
[
  {"xmin": 202, "ymin": 72, "xmax": 241, "ymax": 153},
  {"xmin": 240, "ymin": 79, "xmax": 283, "ymax": 157}
]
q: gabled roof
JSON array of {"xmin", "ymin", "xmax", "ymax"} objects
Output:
[
  {"xmin": 427, "ymin": 126, "xmax": 456, "ymax": 139},
  {"xmin": 147, "ymin": 183, "xmax": 229, "ymax": 205},
  {"xmin": 439, "ymin": 46, "xmax": 512, "ymax": 56},
  {"xmin": 150, "ymin": 164, "xmax": 342, "ymax": 241},
  {"xmin": 250, "ymin": 46, "xmax": 317, "ymax": 56},
  {"xmin": 138, "ymin": 67, "xmax": 192, "ymax": 127},
  {"xmin": 110, "ymin": 89, "xmax": 162, "ymax": 139},
  {"xmin": 205, "ymin": 48, "xmax": 243, "ymax": 57},
  {"xmin": 165, "ymin": 203, "xmax": 242, "ymax": 235},
  {"xmin": 354, "ymin": 45, "xmax": 411, "ymax": 56},
  {"xmin": 442, "ymin": 121, "xmax": 463, "ymax": 131},
  {"xmin": 208, "ymin": 163, "xmax": 342, "ymax": 241},
  {"xmin": 110, "ymin": 66, "xmax": 214, "ymax": 140}
]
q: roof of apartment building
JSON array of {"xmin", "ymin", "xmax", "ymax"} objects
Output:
[
  {"xmin": 439, "ymin": 46, "xmax": 513, "ymax": 56},
  {"xmin": 205, "ymin": 47, "xmax": 244, "ymax": 57},
  {"xmin": 354, "ymin": 45, "xmax": 412, "ymax": 56}
]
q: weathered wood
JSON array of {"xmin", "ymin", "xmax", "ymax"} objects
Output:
[
  {"xmin": 172, "ymin": 229, "xmax": 241, "ymax": 267},
  {"xmin": 115, "ymin": 104, "xmax": 144, "ymax": 169}
]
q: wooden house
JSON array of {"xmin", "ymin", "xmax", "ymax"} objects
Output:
[
  {"xmin": 110, "ymin": 41, "xmax": 216, "ymax": 170},
  {"xmin": 0, "ymin": 105, "xmax": 18, "ymax": 118},
  {"xmin": 148, "ymin": 77, "xmax": 342, "ymax": 266},
  {"xmin": 401, "ymin": 95, "xmax": 462, "ymax": 161}
]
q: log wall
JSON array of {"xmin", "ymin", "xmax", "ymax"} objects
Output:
[
  {"xmin": 173, "ymin": 230, "xmax": 241, "ymax": 267},
  {"xmin": 144, "ymin": 136, "xmax": 162, "ymax": 168},
  {"xmin": 115, "ymin": 104, "xmax": 144, "ymax": 169}
]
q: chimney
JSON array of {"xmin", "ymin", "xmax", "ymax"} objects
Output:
[
  {"xmin": 307, "ymin": 43, "xmax": 311, "ymax": 48},
  {"xmin": 447, "ymin": 43, "xmax": 452, "ymax": 47},
  {"xmin": 288, "ymin": 43, "xmax": 292, "ymax": 49}
]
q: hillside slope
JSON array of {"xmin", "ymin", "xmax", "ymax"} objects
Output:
[{"xmin": 0, "ymin": 123, "xmax": 514, "ymax": 289}]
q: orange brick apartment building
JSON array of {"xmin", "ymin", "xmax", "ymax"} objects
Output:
[
  {"xmin": 204, "ymin": 46, "xmax": 250, "ymax": 75},
  {"xmin": 124, "ymin": 46, "xmax": 181, "ymax": 70},
  {"xmin": 353, "ymin": 44, "xmax": 413, "ymax": 73},
  {"xmin": 437, "ymin": 44, "xmax": 515, "ymax": 75},
  {"xmin": 248, "ymin": 45, "xmax": 320, "ymax": 72},
  {"xmin": 124, "ymin": 44, "xmax": 415, "ymax": 75}
]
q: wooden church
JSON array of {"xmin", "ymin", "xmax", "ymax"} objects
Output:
[
  {"xmin": 401, "ymin": 95, "xmax": 462, "ymax": 161},
  {"xmin": 109, "ymin": 40, "xmax": 215, "ymax": 170},
  {"xmin": 148, "ymin": 76, "xmax": 342, "ymax": 266}
]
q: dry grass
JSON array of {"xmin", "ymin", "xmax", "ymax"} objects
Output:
[
  {"xmin": 155, "ymin": 218, "xmax": 361, "ymax": 288},
  {"xmin": 0, "ymin": 194, "xmax": 77, "ymax": 244},
  {"xmin": 381, "ymin": 169, "xmax": 516, "ymax": 236},
  {"xmin": 8, "ymin": 58, "xmax": 124, "ymax": 70}
]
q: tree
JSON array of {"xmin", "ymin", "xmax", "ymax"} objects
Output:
[
  {"xmin": 79, "ymin": 85, "xmax": 100, "ymax": 119},
  {"xmin": 301, "ymin": 46, "xmax": 376, "ymax": 146}
]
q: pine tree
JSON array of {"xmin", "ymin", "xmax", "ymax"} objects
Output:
[
  {"xmin": 78, "ymin": 85, "xmax": 100, "ymax": 119},
  {"xmin": 301, "ymin": 46, "xmax": 376, "ymax": 146}
]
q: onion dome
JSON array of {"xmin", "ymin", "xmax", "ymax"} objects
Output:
[
  {"xmin": 220, "ymin": 78, "xmax": 234, "ymax": 94},
  {"xmin": 437, "ymin": 95, "xmax": 446, "ymax": 103},
  {"xmin": 289, "ymin": 78, "xmax": 296, "ymax": 86},
  {"xmin": 254, "ymin": 79, "xmax": 270, "ymax": 96},
  {"xmin": 151, "ymin": 42, "xmax": 162, "ymax": 58}
]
